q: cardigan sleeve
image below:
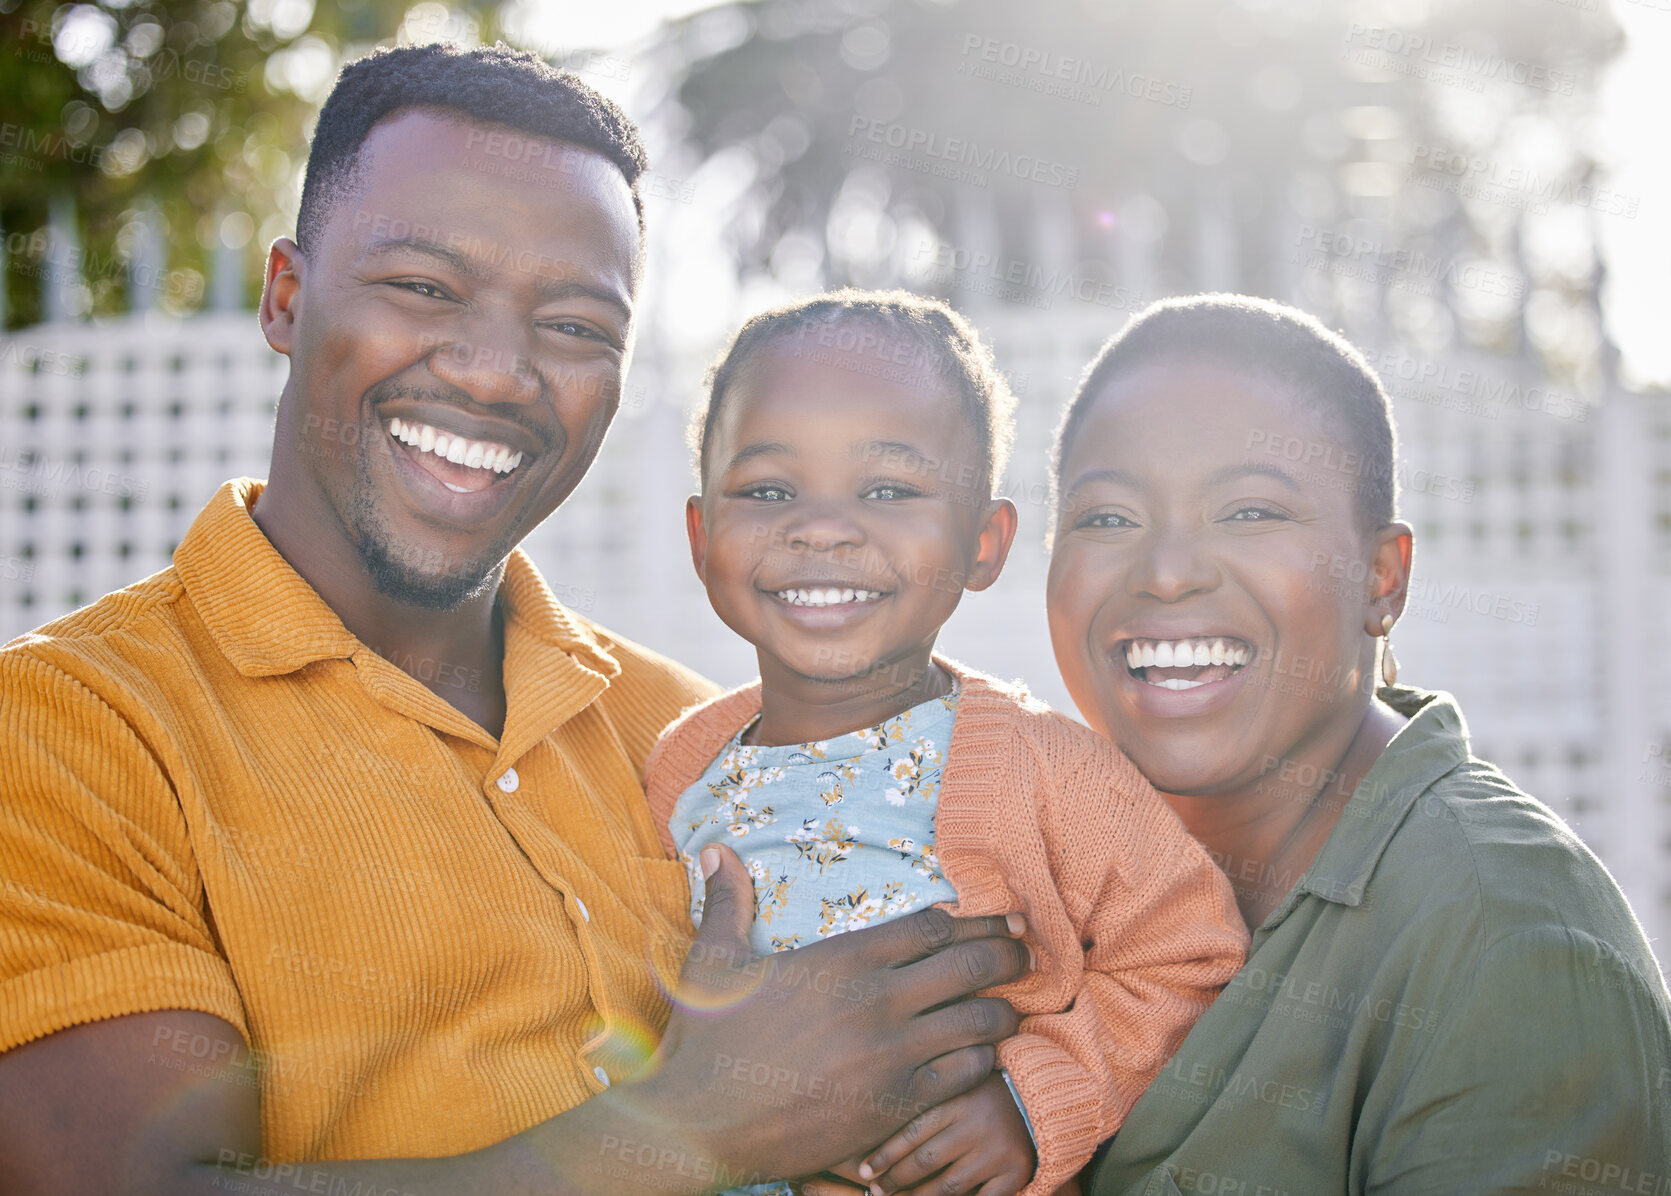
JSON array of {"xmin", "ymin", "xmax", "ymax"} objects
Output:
[
  {"xmin": 642, "ymin": 681, "xmax": 765, "ymax": 859},
  {"xmin": 997, "ymin": 723, "xmax": 1248, "ymax": 1196}
]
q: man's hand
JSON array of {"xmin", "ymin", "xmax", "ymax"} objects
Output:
[
  {"xmin": 624, "ymin": 844, "xmax": 1031, "ymax": 1180},
  {"xmin": 0, "ymin": 844, "xmax": 1028, "ymax": 1195},
  {"xmin": 856, "ymin": 1072, "xmax": 1036, "ymax": 1196}
]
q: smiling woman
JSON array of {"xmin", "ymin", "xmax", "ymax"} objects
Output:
[
  {"xmin": 1045, "ymin": 295, "xmax": 1671, "ymax": 1191},
  {"xmin": 1048, "ymin": 302, "xmax": 1403, "ymax": 848}
]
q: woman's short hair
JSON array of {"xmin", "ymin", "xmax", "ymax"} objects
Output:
[{"xmin": 1052, "ymin": 294, "xmax": 1399, "ymax": 534}]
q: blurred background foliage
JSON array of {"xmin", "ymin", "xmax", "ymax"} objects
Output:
[
  {"xmin": 654, "ymin": 0, "xmax": 1623, "ymax": 391},
  {"xmin": 0, "ymin": 0, "xmax": 499, "ymax": 322},
  {"xmin": 0, "ymin": 0, "xmax": 1628, "ymax": 392}
]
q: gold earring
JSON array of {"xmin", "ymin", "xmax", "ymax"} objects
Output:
[{"xmin": 1379, "ymin": 615, "xmax": 1398, "ymax": 687}]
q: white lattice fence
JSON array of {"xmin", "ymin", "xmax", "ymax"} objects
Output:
[
  {"xmin": 2, "ymin": 310, "xmax": 1667, "ymax": 966},
  {"xmin": 0, "ymin": 314, "xmax": 283, "ymax": 635}
]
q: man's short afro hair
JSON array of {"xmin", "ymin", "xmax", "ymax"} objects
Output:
[{"xmin": 296, "ymin": 41, "xmax": 648, "ymax": 253}]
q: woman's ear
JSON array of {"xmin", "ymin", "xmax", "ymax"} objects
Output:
[
  {"xmin": 1367, "ymin": 521, "xmax": 1414, "ymax": 629},
  {"xmin": 965, "ymin": 497, "xmax": 1019, "ymax": 592}
]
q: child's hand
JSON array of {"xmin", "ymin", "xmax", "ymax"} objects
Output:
[
  {"xmin": 793, "ymin": 1156, "xmax": 870, "ymax": 1196},
  {"xmin": 856, "ymin": 1071, "xmax": 1035, "ymax": 1196}
]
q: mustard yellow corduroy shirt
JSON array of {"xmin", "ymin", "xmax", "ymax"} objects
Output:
[{"xmin": 0, "ymin": 479, "xmax": 716, "ymax": 1162}]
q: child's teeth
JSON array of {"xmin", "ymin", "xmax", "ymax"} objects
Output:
[{"xmin": 778, "ymin": 587, "xmax": 880, "ymax": 607}]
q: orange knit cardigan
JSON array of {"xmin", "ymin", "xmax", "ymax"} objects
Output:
[{"xmin": 644, "ymin": 657, "xmax": 1249, "ymax": 1193}]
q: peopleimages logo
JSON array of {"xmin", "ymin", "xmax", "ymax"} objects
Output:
[
  {"xmin": 846, "ymin": 117, "xmax": 1080, "ymax": 190},
  {"xmin": 1358, "ymin": 347, "xmax": 1586, "ymax": 423},
  {"xmin": 0, "ymin": 341, "xmax": 84, "ymax": 377},
  {"xmin": 0, "ymin": 122, "xmax": 109, "ymax": 169},
  {"xmin": 1409, "ymin": 144, "xmax": 1639, "ymax": 220},
  {"xmin": 1341, "ymin": 25, "xmax": 1577, "ymax": 95},
  {"xmin": 912, "ymin": 243, "xmax": 1148, "ymax": 312},
  {"xmin": 1294, "ymin": 226, "xmax": 1526, "ymax": 301},
  {"xmin": 956, "ymin": 34, "xmax": 1192, "ymax": 109},
  {"xmin": 1403, "ymin": 575, "xmax": 1540, "ymax": 627},
  {"xmin": 0, "ymin": 446, "xmax": 148, "ymax": 501}
]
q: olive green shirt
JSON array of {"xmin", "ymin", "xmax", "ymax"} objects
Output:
[{"xmin": 1090, "ymin": 688, "xmax": 1671, "ymax": 1195}]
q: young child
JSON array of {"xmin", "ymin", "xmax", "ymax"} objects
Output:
[{"xmin": 644, "ymin": 290, "xmax": 1248, "ymax": 1196}]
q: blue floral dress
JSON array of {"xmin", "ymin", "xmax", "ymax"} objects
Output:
[{"xmin": 669, "ymin": 687, "xmax": 960, "ymax": 958}]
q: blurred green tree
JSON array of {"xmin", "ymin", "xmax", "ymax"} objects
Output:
[{"xmin": 0, "ymin": 0, "xmax": 504, "ymax": 326}]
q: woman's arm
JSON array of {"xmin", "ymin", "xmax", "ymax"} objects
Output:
[
  {"xmin": 1366, "ymin": 921, "xmax": 1671, "ymax": 1191},
  {"xmin": 902, "ymin": 725, "xmax": 1248, "ymax": 1196}
]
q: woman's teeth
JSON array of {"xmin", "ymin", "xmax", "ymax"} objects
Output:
[
  {"xmin": 1125, "ymin": 637, "xmax": 1251, "ymax": 689},
  {"xmin": 776, "ymin": 587, "xmax": 883, "ymax": 607},
  {"xmin": 1126, "ymin": 637, "xmax": 1251, "ymax": 670},
  {"xmin": 388, "ymin": 418, "xmax": 523, "ymax": 475}
]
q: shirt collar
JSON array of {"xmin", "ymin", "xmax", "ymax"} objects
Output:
[
  {"xmin": 174, "ymin": 479, "xmax": 361, "ymax": 676},
  {"xmin": 1286, "ymin": 686, "xmax": 1473, "ymax": 913},
  {"xmin": 174, "ymin": 480, "xmax": 621, "ymax": 748}
]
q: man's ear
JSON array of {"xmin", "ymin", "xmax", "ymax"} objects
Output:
[
  {"xmin": 1370, "ymin": 521, "xmax": 1414, "ymax": 622},
  {"xmin": 965, "ymin": 497, "xmax": 1019, "ymax": 593},
  {"xmin": 685, "ymin": 495, "xmax": 708, "ymax": 583},
  {"xmin": 260, "ymin": 238, "xmax": 304, "ymax": 356}
]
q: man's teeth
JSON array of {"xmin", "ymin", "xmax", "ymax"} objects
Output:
[
  {"xmin": 776, "ymin": 587, "xmax": 883, "ymax": 607},
  {"xmin": 388, "ymin": 417, "xmax": 523, "ymax": 475},
  {"xmin": 1124, "ymin": 637, "xmax": 1251, "ymax": 671}
]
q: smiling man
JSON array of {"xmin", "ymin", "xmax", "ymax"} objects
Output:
[
  {"xmin": 0, "ymin": 44, "xmax": 1029, "ymax": 1194},
  {"xmin": 251, "ymin": 95, "xmax": 642, "ymax": 738}
]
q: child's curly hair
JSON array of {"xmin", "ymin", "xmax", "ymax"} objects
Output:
[{"xmin": 689, "ymin": 289, "xmax": 1017, "ymax": 497}]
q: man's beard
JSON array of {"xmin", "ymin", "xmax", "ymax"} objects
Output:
[{"xmin": 344, "ymin": 454, "xmax": 510, "ymax": 611}]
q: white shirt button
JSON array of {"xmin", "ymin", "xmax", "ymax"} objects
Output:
[
  {"xmin": 593, "ymin": 1065, "xmax": 610, "ymax": 1087},
  {"xmin": 574, "ymin": 897, "xmax": 590, "ymax": 922},
  {"xmin": 496, "ymin": 767, "xmax": 519, "ymax": 793}
]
